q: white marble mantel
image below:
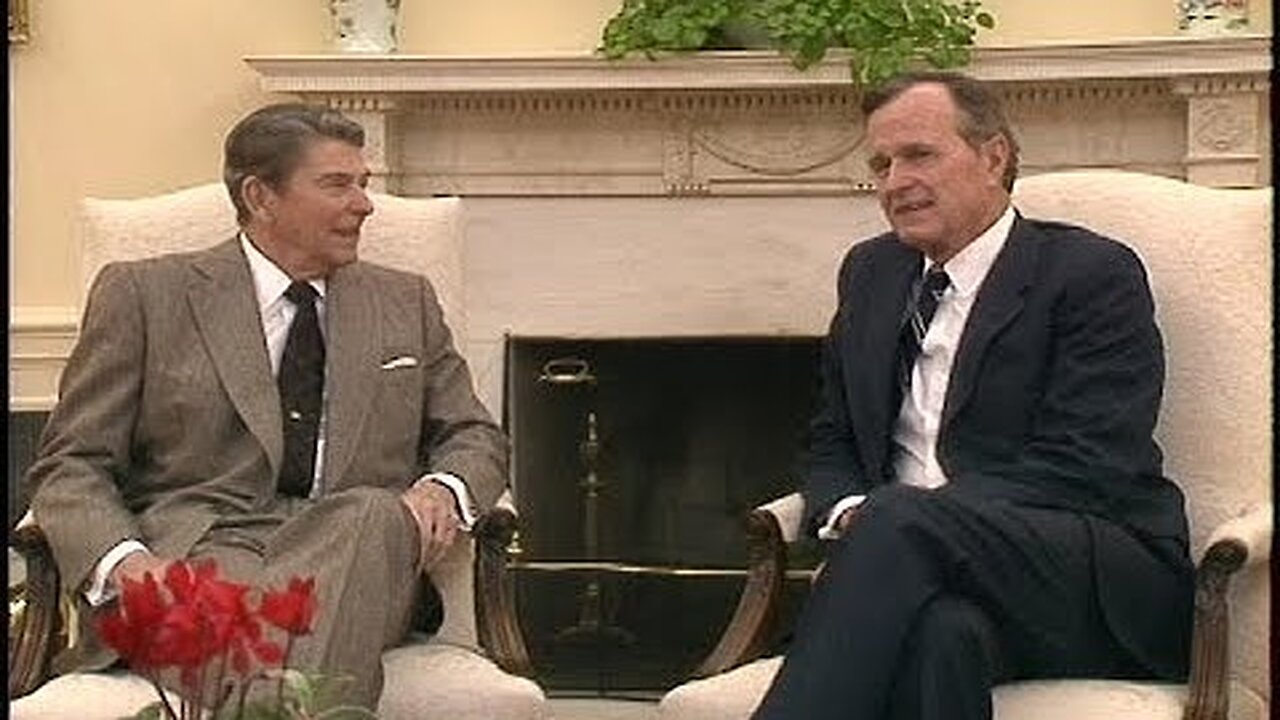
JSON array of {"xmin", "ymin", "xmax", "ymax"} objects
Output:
[
  {"xmin": 246, "ymin": 36, "xmax": 1269, "ymax": 90},
  {"xmin": 246, "ymin": 36, "xmax": 1272, "ymax": 194}
]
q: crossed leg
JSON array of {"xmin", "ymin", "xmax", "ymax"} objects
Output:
[{"xmin": 752, "ymin": 483, "xmax": 1135, "ymax": 720}]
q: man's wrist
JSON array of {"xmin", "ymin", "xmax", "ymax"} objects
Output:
[
  {"xmin": 415, "ymin": 472, "xmax": 478, "ymax": 530},
  {"xmin": 816, "ymin": 494, "xmax": 866, "ymax": 540},
  {"xmin": 86, "ymin": 540, "xmax": 150, "ymax": 606}
]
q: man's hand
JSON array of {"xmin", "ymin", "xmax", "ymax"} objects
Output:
[
  {"xmin": 835, "ymin": 505, "xmax": 859, "ymax": 535},
  {"xmin": 109, "ymin": 549, "xmax": 168, "ymax": 590},
  {"xmin": 400, "ymin": 482, "xmax": 463, "ymax": 571}
]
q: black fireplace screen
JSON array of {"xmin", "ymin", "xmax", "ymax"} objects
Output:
[{"xmin": 504, "ymin": 336, "xmax": 824, "ymax": 694}]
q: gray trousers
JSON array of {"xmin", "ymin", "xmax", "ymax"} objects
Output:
[{"xmin": 189, "ymin": 486, "xmax": 423, "ymax": 709}]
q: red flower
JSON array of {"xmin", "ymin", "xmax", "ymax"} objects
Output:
[
  {"xmin": 259, "ymin": 577, "xmax": 317, "ymax": 636},
  {"xmin": 94, "ymin": 560, "xmax": 319, "ymax": 718},
  {"xmin": 150, "ymin": 599, "xmax": 206, "ymax": 670},
  {"xmin": 195, "ymin": 571, "xmax": 256, "ymax": 653},
  {"xmin": 97, "ymin": 572, "xmax": 170, "ymax": 670}
]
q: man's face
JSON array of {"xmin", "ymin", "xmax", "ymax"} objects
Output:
[
  {"xmin": 256, "ymin": 138, "xmax": 373, "ymax": 279},
  {"xmin": 864, "ymin": 83, "xmax": 1009, "ymax": 262}
]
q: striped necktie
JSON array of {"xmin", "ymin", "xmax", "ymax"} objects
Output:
[{"xmin": 895, "ymin": 267, "xmax": 951, "ymax": 404}]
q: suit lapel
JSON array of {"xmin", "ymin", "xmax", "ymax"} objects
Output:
[
  {"xmin": 321, "ymin": 264, "xmax": 380, "ymax": 489},
  {"xmin": 943, "ymin": 216, "xmax": 1037, "ymax": 426},
  {"xmin": 849, "ymin": 243, "xmax": 921, "ymax": 480},
  {"xmin": 188, "ymin": 239, "xmax": 283, "ymax": 476}
]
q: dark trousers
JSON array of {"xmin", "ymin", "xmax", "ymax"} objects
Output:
[{"xmin": 752, "ymin": 484, "xmax": 1148, "ymax": 720}]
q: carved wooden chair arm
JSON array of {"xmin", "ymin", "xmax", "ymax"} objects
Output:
[
  {"xmin": 1183, "ymin": 502, "xmax": 1271, "ymax": 720},
  {"xmin": 8, "ymin": 518, "xmax": 61, "ymax": 699},
  {"xmin": 473, "ymin": 497, "xmax": 536, "ymax": 678},
  {"xmin": 692, "ymin": 492, "xmax": 804, "ymax": 677}
]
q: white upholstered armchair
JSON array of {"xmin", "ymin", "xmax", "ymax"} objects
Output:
[
  {"xmin": 8, "ymin": 184, "xmax": 547, "ymax": 719},
  {"xmin": 659, "ymin": 171, "xmax": 1272, "ymax": 720}
]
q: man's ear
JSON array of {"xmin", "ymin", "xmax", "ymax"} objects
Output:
[
  {"xmin": 981, "ymin": 134, "xmax": 1011, "ymax": 187},
  {"xmin": 241, "ymin": 176, "xmax": 274, "ymax": 222}
]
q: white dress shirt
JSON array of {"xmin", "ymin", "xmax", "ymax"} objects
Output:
[
  {"xmin": 85, "ymin": 235, "xmax": 474, "ymax": 603},
  {"xmin": 817, "ymin": 205, "xmax": 1015, "ymax": 539}
]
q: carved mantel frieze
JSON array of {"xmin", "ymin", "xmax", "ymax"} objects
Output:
[
  {"xmin": 246, "ymin": 35, "xmax": 1271, "ymax": 195},
  {"xmin": 1171, "ymin": 74, "xmax": 1270, "ymax": 186}
]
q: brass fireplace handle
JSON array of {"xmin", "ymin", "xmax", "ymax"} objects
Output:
[{"xmin": 537, "ymin": 357, "xmax": 596, "ymax": 385}]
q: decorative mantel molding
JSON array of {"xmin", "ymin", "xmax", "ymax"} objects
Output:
[
  {"xmin": 246, "ymin": 36, "xmax": 1270, "ymax": 91},
  {"xmin": 245, "ymin": 36, "xmax": 1270, "ymax": 195}
]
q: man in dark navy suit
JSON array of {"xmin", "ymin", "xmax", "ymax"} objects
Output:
[{"xmin": 753, "ymin": 73, "xmax": 1192, "ymax": 720}]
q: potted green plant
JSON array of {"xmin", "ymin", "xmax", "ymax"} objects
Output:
[{"xmin": 600, "ymin": 0, "xmax": 996, "ymax": 87}]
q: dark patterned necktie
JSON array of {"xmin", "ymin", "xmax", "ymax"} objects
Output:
[
  {"xmin": 278, "ymin": 281, "xmax": 324, "ymax": 498},
  {"xmin": 894, "ymin": 267, "xmax": 951, "ymax": 406}
]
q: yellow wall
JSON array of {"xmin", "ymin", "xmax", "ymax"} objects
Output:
[
  {"xmin": 12, "ymin": 0, "xmax": 329, "ymax": 309},
  {"xmin": 10, "ymin": 0, "xmax": 1272, "ymax": 311},
  {"xmin": 981, "ymin": 0, "xmax": 1269, "ymax": 43}
]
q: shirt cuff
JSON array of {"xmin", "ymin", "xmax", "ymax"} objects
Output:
[
  {"xmin": 816, "ymin": 494, "xmax": 867, "ymax": 540},
  {"xmin": 415, "ymin": 472, "xmax": 478, "ymax": 531},
  {"xmin": 85, "ymin": 539, "xmax": 150, "ymax": 607}
]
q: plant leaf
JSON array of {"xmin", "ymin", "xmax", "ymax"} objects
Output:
[
  {"xmin": 598, "ymin": 0, "xmax": 996, "ymax": 89},
  {"xmin": 125, "ymin": 702, "xmax": 167, "ymax": 720},
  {"xmin": 313, "ymin": 706, "xmax": 382, "ymax": 720}
]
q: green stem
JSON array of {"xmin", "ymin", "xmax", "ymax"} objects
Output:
[
  {"xmin": 210, "ymin": 651, "xmax": 233, "ymax": 718},
  {"xmin": 232, "ymin": 670, "xmax": 257, "ymax": 720},
  {"xmin": 312, "ymin": 705, "xmax": 380, "ymax": 720},
  {"xmin": 146, "ymin": 672, "xmax": 179, "ymax": 719},
  {"xmin": 277, "ymin": 634, "xmax": 296, "ymax": 712},
  {"xmin": 192, "ymin": 622, "xmax": 213, "ymax": 720}
]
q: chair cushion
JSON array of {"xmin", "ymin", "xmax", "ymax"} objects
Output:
[
  {"xmin": 11, "ymin": 671, "xmax": 160, "ymax": 720},
  {"xmin": 657, "ymin": 657, "xmax": 782, "ymax": 719},
  {"xmin": 379, "ymin": 642, "xmax": 547, "ymax": 720},
  {"xmin": 993, "ymin": 678, "xmax": 1265, "ymax": 720},
  {"xmin": 657, "ymin": 657, "xmax": 1267, "ymax": 720},
  {"xmin": 12, "ymin": 641, "xmax": 546, "ymax": 720}
]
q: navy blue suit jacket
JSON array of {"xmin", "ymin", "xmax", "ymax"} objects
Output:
[{"xmin": 803, "ymin": 214, "xmax": 1192, "ymax": 678}]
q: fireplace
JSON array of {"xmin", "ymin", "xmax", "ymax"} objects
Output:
[
  {"xmin": 454, "ymin": 191, "xmax": 872, "ymax": 691},
  {"xmin": 505, "ymin": 335, "xmax": 825, "ymax": 692}
]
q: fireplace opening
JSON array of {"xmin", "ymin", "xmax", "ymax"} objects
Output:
[{"xmin": 504, "ymin": 335, "xmax": 826, "ymax": 693}]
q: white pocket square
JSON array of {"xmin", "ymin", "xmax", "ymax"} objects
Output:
[{"xmin": 380, "ymin": 356, "xmax": 419, "ymax": 370}]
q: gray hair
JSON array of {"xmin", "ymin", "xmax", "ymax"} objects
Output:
[
  {"xmin": 861, "ymin": 71, "xmax": 1021, "ymax": 192},
  {"xmin": 222, "ymin": 103, "xmax": 365, "ymax": 224}
]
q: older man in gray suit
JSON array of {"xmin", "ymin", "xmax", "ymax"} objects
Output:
[{"xmin": 25, "ymin": 103, "xmax": 508, "ymax": 709}]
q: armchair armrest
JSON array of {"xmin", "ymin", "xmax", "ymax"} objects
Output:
[
  {"xmin": 691, "ymin": 491, "xmax": 804, "ymax": 678},
  {"xmin": 1184, "ymin": 502, "xmax": 1272, "ymax": 720},
  {"xmin": 1202, "ymin": 502, "xmax": 1271, "ymax": 568},
  {"xmin": 759, "ymin": 492, "xmax": 806, "ymax": 544},
  {"xmin": 9, "ymin": 517, "xmax": 62, "ymax": 699},
  {"xmin": 473, "ymin": 491, "xmax": 535, "ymax": 678}
]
